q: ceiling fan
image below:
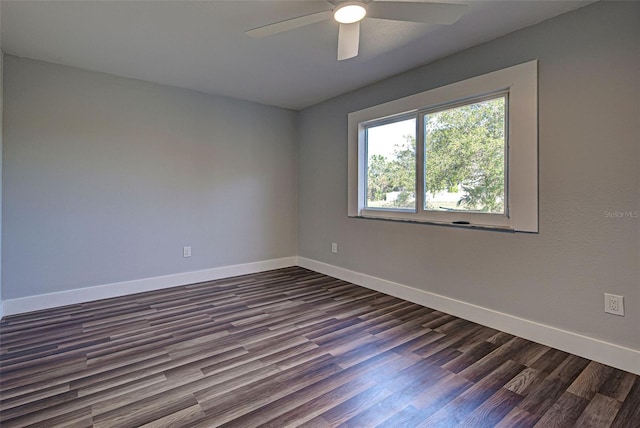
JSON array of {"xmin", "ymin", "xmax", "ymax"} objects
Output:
[{"xmin": 246, "ymin": 1, "xmax": 469, "ymax": 61}]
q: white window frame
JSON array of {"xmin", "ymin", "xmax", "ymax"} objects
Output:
[{"xmin": 347, "ymin": 60, "xmax": 538, "ymax": 232}]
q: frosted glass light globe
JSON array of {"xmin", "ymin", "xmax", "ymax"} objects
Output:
[{"xmin": 334, "ymin": 3, "xmax": 367, "ymax": 24}]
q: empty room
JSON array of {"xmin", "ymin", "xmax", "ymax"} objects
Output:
[{"xmin": 0, "ymin": 0, "xmax": 638, "ymax": 427}]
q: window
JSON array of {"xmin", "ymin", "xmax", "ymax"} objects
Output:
[
  {"xmin": 348, "ymin": 61, "xmax": 538, "ymax": 232},
  {"xmin": 366, "ymin": 117, "xmax": 416, "ymax": 210}
]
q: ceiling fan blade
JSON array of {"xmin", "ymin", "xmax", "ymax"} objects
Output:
[
  {"xmin": 367, "ymin": 2, "xmax": 468, "ymax": 24},
  {"xmin": 338, "ymin": 22, "xmax": 360, "ymax": 61},
  {"xmin": 246, "ymin": 10, "xmax": 332, "ymax": 38}
]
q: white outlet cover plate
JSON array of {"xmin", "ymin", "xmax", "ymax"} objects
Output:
[{"xmin": 604, "ymin": 293, "xmax": 624, "ymax": 316}]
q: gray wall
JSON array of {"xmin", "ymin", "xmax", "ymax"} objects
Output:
[
  {"xmin": 0, "ymin": 51, "xmax": 3, "ymax": 307},
  {"xmin": 3, "ymin": 56, "xmax": 297, "ymax": 299},
  {"xmin": 298, "ymin": 1, "xmax": 640, "ymax": 350}
]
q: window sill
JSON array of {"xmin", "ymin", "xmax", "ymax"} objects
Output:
[{"xmin": 349, "ymin": 214, "xmax": 536, "ymax": 233}]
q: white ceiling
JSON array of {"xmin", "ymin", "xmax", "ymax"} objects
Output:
[{"xmin": 1, "ymin": 0, "xmax": 593, "ymax": 110}]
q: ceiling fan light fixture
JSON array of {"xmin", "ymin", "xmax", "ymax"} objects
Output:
[{"xmin": 334, "ymin": 2, "xmax": 367, "ymax": 24}]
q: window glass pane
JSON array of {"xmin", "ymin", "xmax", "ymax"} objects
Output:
[
  {"xmin": 424, "ymin": 97, "xmax": 506, "ymax": 214},
  {"xmin": 366, "ymin": 118, "xmax": 416, "ymax": 210}
]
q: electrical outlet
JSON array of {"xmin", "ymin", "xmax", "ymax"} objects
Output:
[
  {"xmin": 604, "ymin": 293, "xmax": 624, "ymax": 316},
  {"xmin": 183, "ymin": 246, "xmax": 192, "ymax": 258},
  {"xmin": 331, "ymin": 243, "xmax": 338, "ymax": 253}
]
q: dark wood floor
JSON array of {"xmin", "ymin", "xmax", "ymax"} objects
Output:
[{"xmin": 0, "ymin": 267, "xmax": 638, "ymax": 427}]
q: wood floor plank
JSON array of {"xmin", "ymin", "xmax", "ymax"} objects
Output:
[
  {"xmin": 503, "ymin": 367, "xmax": 546, "ymax": 396},
  {"xmin": 610, "ymin": 376, "xmax": 640, "ymax": 428},
  {"xmin": 138, "ymin": 404, "xmax": 206, "ymax": 428},
  {"xmin": 338, "ymin": 360, "xmax": 451, "ymax": 427},
  {"xmin": 0, "ymin": 383, "xmax": 71, "ymax": 412},
  {"xmin": 0, "ymin": 266, "xmax": 637, "ymax": 427},
  {"xmin": 574, "ymin": 393, "xmax": 622, "ymax": 428},
  {"xmin": 4, "ymin": 406, "xmax": 94, "ymax": 428},
  {"xmin": 198, "ymin": 356, "xmax": 341, "ymax": 424},
  {"xmin": 225, "ymin": 347, "xmax": 405, "ymax": 427},
  {"xmin": 92, "ymin": 393, "xmax": 199, "ymax": 428},
  {"xmin": 411, "ymin": 372, "xmax": 474, "ymax": 413},
  {"xmin": 599, "ymin": 367, "xmax": 637, "ymax": 402},
  {"xmin": 458, "ymin": 387, "xmax": 523, "ymax": 427},
  {"xmin": 532, "ymin": 391, "xmax": 589, "ymax": 427},
  {"xmin": 548, "ymin": 353, "xmax": 591, "ymax": 382},
  {"xmin": 495, "ymin": 406, "xmax": 538, "ymax": 428},
  {"xmin": 418, "ymin": 359, "xmax": 525, "ymax": 427},
  {"xmin": 257, "ymin": 377, "xmax": 375, "ymax": 427},
  {"xmin": 311, "ymin": 384, "xmax": 395, "ymax": 426},
  {"xmin": 566, "ymin": 361, "xmax": 614, "ymax": 400}
]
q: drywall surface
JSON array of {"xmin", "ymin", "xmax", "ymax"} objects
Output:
[
  {"xmin": 3, "ymin": 56, "xmax": 297, "ymax": 299},
  {"xmin": 298, "ymin": 2, "xmax": 640, "ymax": 350},
  {"xmin": 0, "ymin": 50, "xmax": 4, "ymax": 308}
]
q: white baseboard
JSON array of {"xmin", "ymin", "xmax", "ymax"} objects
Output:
[
  {"xmin": 1, "ymin": 257, "xmax": 297, "ymax": 317},
  {"xmin": 298, "ymin": 257, "xmax": 640, "ymax": 376},
  {"xmin": 3, "ymin": 255, "xmax": 638, "ymax": 375}
]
